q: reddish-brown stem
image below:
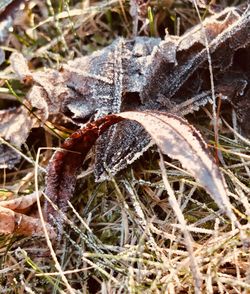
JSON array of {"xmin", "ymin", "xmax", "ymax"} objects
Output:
[{"xmin": 44, "ymin": 115, "xmax": 124, "ymax": 224}]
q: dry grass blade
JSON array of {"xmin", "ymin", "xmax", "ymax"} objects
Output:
[{"xmin": 159, "ymin": 152, "xmax": 202, "ymax": 293}]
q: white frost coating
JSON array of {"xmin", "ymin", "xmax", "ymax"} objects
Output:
[
  {"xmin": 96, "ymin": 140, "xmax": 155, "ymax": 182},
  {"xmin": 119, "ymin": 111, "xmax": 237, "ymax": 223},
  {"xmin": 10, "ymin": 52, "xmax": 32, "ymax": 81},
  {"xmin": 0, "ymin": 17, "xmax": 12, "ymax": 42},
  {"xmin": 62, "ymin": 64, "xmax": 113, "ymax": 84},
  {"xmin": 0, "ymin": 107, "xmax": 37, "ymax": 148},
  {"xmin": 98, "ymin": 39, "xmax": 125, "ymax": 168},
  {"xmin": 112, "ymin": 38, "xmax": 124, "ymax": 113},
  {"xmin": 155, "ymin": 6, "xmax": 249, "ymax": 100},
  {"xmin": 0, "ymin": 49, "xmax": 5, "ymax": 65},
  {"xmin": 67, "ymin": 102, "xmax": 91, "ymax": 119},
  {"xmin": 178, "ymin": 7, "xmax": 241, "ymax": 50},
  {"xmin": 172, "ymin": 91, "xmax": 225, "ymax": 116}
]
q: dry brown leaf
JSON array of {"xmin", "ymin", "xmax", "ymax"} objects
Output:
[
  {"xmin": 119, "ymin": 111, "xmax": 237, "ymax": 223},
  {"xmin": 0, "ymin": 106, "xmax": 38, "ymax": 148},
  {"xmin": 0, "ymin": 104, "xmax": 40, "ymax": 169},
  {"xmin": 0, "ymin": 191, "xmax": 55, "ymax": 238},
  {"xmin": 0, "ymin": 191, "xmax": 41, "ymax": 213},
  {"xmin": 9, "ymin": 51, "xmax": 32, "ymax": 82},
  {"xmin": 0, "ymin": 206, "xmax": 55, "ymax": 238}
]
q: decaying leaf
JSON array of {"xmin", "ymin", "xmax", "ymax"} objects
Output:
[
  {"xmin": 0, "ymin": 104, "xmax": 40, "ymax": 169},
  {"xmin": 10, "ymin": 5, "xmax": 249, "ymax": 178},
  {"xmin": 0, "ymin": 105, "xmax": 38, "ymax": 148},
  {"xmin": 0, "ymin": 0, "xmax": 25, "ymax": 42},
  {"xmin": 0, "ymin": 206, "xmax": 55, "ymax": 238},
  {"xmin": 0, "ymin": 191, "xmax": 40, "ymax": 213},
  {"xmin": 9, "ymin": 51, "xmax": 32, "ymax": 82},
  {"xmin": 97, "ymin": 5, "xmax": 250, "ymax": 179},
  {"xmin": 119, "ymin": 111, "xmax": 236, "ymax": 223},
  {"xmin": 45, "ymin": 111, "xmax": 236, "ymax": 226},
  {"xmin": 0, "ymin": 191, "xmax": 55, "ymax": 238},
  {"xmin": 0, "ymin": 144, "xmax": 21, "ymax": 169},
  {"xmin": 11, "ymin": 37, "xmax": 160, "ymax": 121},
  {"xmin": 45, "ymin": 114, "xmax": 123, "ymax": 224}
]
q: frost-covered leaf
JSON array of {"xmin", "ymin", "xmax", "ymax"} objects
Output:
[
  {"xmin": 141, "ymin": 5, "xmax": 250, "ymax": 103},
  {"xmin": 9, "ymin": 52, "xmax": 32, "ymax": 82},
  {"xmin": 0, "ymin": 106, "xmax": 38, "ymax": 148},
  {"xmin": 10, "ymin": 37, "xmax": 160, "ymax": 121},
  {"xmin": 94, "ymin": 120, "xmax": 152, "ymax": 181},
  {"xmin": 0, "ymin": 49, "xmax": 5, "ymax": 65},
  {"xmin": 45, "ymin": 111, "xmax": 236, "ymax": 225},
  {"xmin": 0, "ymin": 0, "xmax": 26, "ymax": 42},
  {"xmin": 0, "ymin": 144, "xmax": 21, "ymax": 169},
  {"xmin": 95, "ymin": 5, "xmax": 250, "ymax": 179},
  {"xmin": 44, "ymin": 114, "xmax": 123, "ymax": 223},
  {"xmin": 0, "ymin": 105, "xmax": 39, "ymax": 169},
  {"xmin": 10, "ymin": 5, "xmax": 250, "ymax": 179}
]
